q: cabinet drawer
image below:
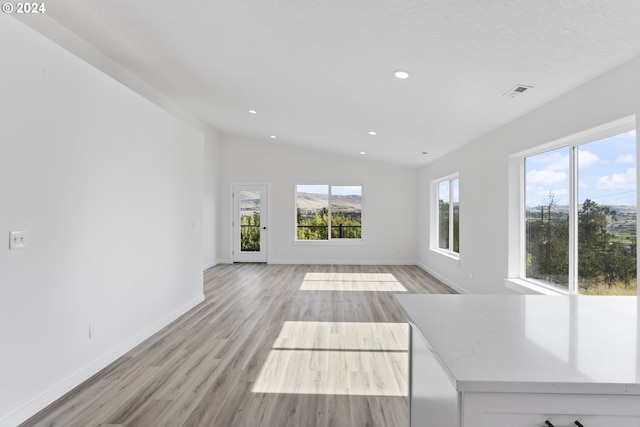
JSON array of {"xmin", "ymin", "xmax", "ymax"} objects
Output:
[
  {"xmin": 484, "ymin": 413, "xmax": 640, "ymax": 427},
  {"xmin": 462, "ymin": 392, "xmax": 640, "ymax": 427}
]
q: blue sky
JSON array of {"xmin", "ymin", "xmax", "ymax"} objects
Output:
[
  {"xmin": 526, "ymin": 130, "xmax": 637, "ymax": 207},
  {"xmin": 297, "ymin": 185, "xmax": 362, "ymax": 196}
]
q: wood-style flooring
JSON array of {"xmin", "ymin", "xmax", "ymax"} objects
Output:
[{"xmin": 20, "ymin": 264, "xmax": 455, "ymax": 427}]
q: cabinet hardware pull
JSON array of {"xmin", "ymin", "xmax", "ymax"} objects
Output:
[{"xmin": 543, "ymin": 421, "xmax": 585, "ymax": 427}]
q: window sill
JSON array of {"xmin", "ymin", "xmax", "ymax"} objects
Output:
[
  {"xmin": 429, "ymin": 248, "xmax": 460, "ymax": 263},
  {"xmin": 505, "ymin": 278, "xmax": 568, "ymax": 295},
  {"xmin": 293, "ymin": 239, "xmax": 365, "ymax": 246}
]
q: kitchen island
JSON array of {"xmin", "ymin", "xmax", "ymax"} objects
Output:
[{"xmin": 394, "ymin": 294, "xmax": 640, "ymax": 427}]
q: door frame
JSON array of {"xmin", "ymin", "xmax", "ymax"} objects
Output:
[{"xmin": 230, "ymin": 182, "xmax": 270, "ymax": 262}]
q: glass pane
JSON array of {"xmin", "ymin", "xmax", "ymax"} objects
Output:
[
  {"xmin": 452, "ymin": 179, "xmax": 460, "ymax": 253},
  {"xmin": 296, "ymin": 185, "xmax": 329, "ymax": 240},
  {"xmin": 577, "ymin": 131, "xmax": 637, "ymax": 295},
  {"xmin": 240, "ymin": 190, "xmax": 260, "ymax": 252},
  {"xmin": 330, "ymin": 186, "xmax": 362, "ymax": 239},
  {"xmin": 438, "ymin": 180, "xmax": 450, "ymax": 249},
  {"xmin": 525, "ymin": 146, "xmax": 570, "ymax": 288}
]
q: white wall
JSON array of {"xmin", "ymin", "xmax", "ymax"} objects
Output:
[
  {"xmin": 418, "ymin": 54, "xmax": 640, "ymax": 294},
  {"xmin": 218, "ymin": 134, "xmax": 418, "ymax": 264},
  {"xmin": 203, "ymin": 129, "xmax": 221, "ymax": 269},
  {"xmin": 14, "ymin": 14, "xmax": 222, "ymax": 272},
  {"xmin": 0, "ymin": 16, "xmax": 205, "ymax": 426}
]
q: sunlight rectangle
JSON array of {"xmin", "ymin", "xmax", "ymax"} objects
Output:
[
  {"xmin": 300, "ymin": 280, "xmax": 407, "ymax": 291},
  {"xmin": 252, "ymin": 350, "xmax": 408, "ymax": 396},
  {"xmin": 252, "ymin": 321, "xmax": 409, "ymax": 396},
  {"xmin": 300, "ymin": 272, "xmax": 407, "ymax": 292},
  {"xmin": 304, "ymin": 272, "xmax": 397, "ymax": 281},
  {"xmin": 273, "ymin": 321, "xmax": 409, "ymax": 351}
]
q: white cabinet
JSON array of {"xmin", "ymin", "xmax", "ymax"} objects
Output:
[
  {"xmin": 409, "ymin": 324, "xmax": 640, "ymax": 427},
  {"xmin": 477, "ymin": 413, "xmax": 640, "ymax": 427},
  {"xmin": 396, "ymin": 295, "xmax": 640, "ymax": 427},
  {"xmin": 462, "ymin": 392, "xmax": 640, "ymax": 427},
  {"xmin": 409, "ymin": 328, "xmax": 458, "ymax": 427}
]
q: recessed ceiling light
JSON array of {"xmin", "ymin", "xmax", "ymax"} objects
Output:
[
  {"xmin": 368, "ymin": 131, "xmax": 377, "ymax": 135},
  {"xmin": 248, "ymin": 109, "xmax": 257, "ymax": 114},
  {"xmin": 270, "ymin": 135, "xmax": 277, "ymax": 139},
  {"xmin": 360, "ymin": 151, "xmax": 367, "ymax": 155},
  {"xmin": 394, "ymin": 70, "xmax": 410, "ymax": 79}
]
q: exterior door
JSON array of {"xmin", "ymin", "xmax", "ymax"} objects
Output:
[{"xmin": 232, "ymin": 185, "xmax": 268, "ymax": 262}]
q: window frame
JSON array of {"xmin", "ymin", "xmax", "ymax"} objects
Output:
[
  {"xmin": 507, "ymin": 116, "xmax": 637, "ymax": 295},
  {"xmin": 294, "ymin": 184, "xmax": 364, "ymax": 244},
  {"xmin": 430, "ymin": 173, "xmax": 460, "ymax": 260}
]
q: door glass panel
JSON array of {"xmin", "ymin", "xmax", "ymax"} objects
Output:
[{"xmin": 240, "ymin": 190, "xmax": 261, "ymax": 252}]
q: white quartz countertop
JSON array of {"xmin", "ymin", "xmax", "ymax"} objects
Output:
[{"xmin": 395, "ymin": 294, "xmax": 640, "ymax": 395}]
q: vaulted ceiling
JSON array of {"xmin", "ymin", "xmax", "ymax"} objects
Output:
[{"xmin": 38, "ymin": 1, "xmax": 640, "ymax": 167}]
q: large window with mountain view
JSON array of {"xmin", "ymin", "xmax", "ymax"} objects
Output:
[
  {"xmin": 296, "ymin": 185, "xmax": 362, "ymax": 240},
  {"xmin": 524, "ymin": 128, "xmax": 637, "ymax": 295}
]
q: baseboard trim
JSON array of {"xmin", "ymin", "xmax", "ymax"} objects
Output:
[
  {"xmin": 416, "ymin": 262, "xmax": 468, "ymax": 294},
  {"xmin": 203, "ymin": 261, "xmax": 218, "ymax": 270},
  {"xmin": 268, "ymin": 259, "xmax": 417, "ymax": 266},
  {"xmin": 204, "ymin": 259, "xmax": 233, "ymax": 270},
  {"xmin": 1, "ymin": 294, "xmax": 205, "ymax": 427}
]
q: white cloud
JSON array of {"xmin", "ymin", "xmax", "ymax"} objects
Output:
[
  {"xmin": 616, "ymin": 153, "xmax": 635, "ymax": 164},
  {"xmin": 621, "ymin": 130, "xmax": 637, "ymax": 139},
  {"xmin": 578, "ymin": 150, "xmax": 599, "ymax": 169},
  {"xmin": 526, "ymin": 169, "xmax": 567, "ymax": 186},
  {"xmin": 548, "ymin": 157, "xmax": 568, "ymax": 171},
  {"xmin": 526, "ymin": 150, "xmax": 568, "ymax": 172},
  {"xmin": 596, "ymin": 168, "xmax": 637, "ymax": 190}
]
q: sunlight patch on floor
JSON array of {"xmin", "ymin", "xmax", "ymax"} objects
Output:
[
  {"xmin": 252, "ymin": 350, "xmax": 407, "ymax": 396},
  {"xmin": 252, "ymin": 321, "xmax": 409, "ymax": 396},
  {"xmin": 273, "ymin": 321, "xmax": 408, "ymax": 351},
  {"xmin": 300, "ymin": 272, "xmax": 408, "ymax": 292}
]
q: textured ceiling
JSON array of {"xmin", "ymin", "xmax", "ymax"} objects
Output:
[{"xmin": 38, "ymin": 1, "xmax": 640, "ymax": 167}]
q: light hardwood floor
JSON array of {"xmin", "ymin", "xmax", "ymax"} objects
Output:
[{"xmin": 20, "ymin": 264, "xmax": 455, "ymax": 427}]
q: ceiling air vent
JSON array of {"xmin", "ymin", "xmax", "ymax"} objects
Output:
[{"xmin": 504, "ymin": 84, "xmax": 533, "ymax": 98}]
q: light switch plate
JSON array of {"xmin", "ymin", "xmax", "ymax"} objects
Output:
[{"xmin": 9, "ymin": 231, "xmax": 28, "ymax": 250}]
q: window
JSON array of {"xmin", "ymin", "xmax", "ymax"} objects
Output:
[
  {"xmin": 433, "ymin": 175, "xmax": 459, "ymax": 256},
  {"xmin": 296, "ymin": 185, "xmax": 362, "ymax": 240},
  {"xmin": 523, "ymin": 126, "xmax": 637, "ymax": 295}
]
